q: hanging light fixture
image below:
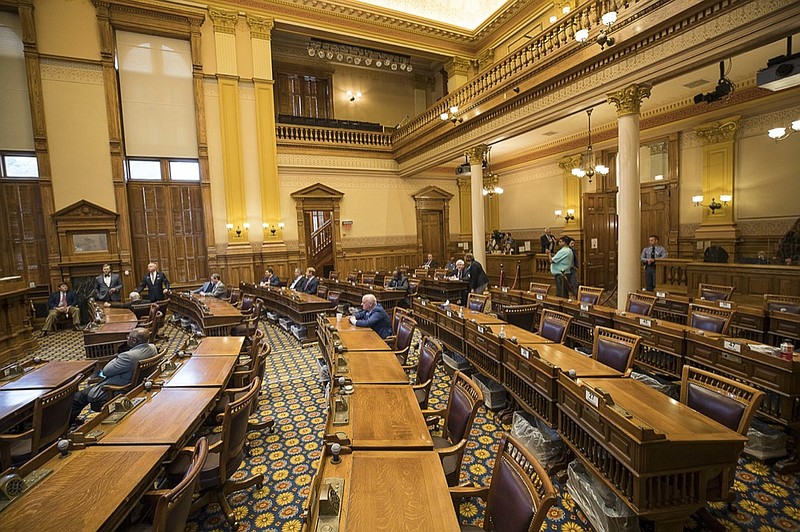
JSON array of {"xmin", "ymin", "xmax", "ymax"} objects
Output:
[
  {"xmin": 571, "ymin": 109, "xmax": 609, "ymax": 183},
  {"xmin": 482, "ymin": 146, "xmax": 504, "ymax": 198},
  {"xmin": 440, "ymin": 105, "xmax": 462, "ymax": 125},
  {"xmin": 306, "ymin": 39, "xmax": 411, "ymax": 74}
]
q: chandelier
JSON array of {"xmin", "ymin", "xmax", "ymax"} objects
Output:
[
  {"xmin": 571, "ymin": 109, "xmax": 609, "ymax": 183},
  {"xmin": 306, "ymin": 39, "xmax": 412, "ymax": 72},
  {"xmin": 482, "ymin": 147, "xmax": 503, "ymax": 198}
]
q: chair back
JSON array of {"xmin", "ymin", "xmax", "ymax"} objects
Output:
[
  {"xmin": 394, "ymin": 317, "xmax": 417, "ymax": 360},
  {"xmin": 245, "ymin": 328, "xmax": 265, "ymax": 358},
  {"xmin": 391, "ymin": 306, "xmax": 411, "ymax": 335},
  {"xmin": 443, "ymin": 371, "xmax": 484, "ymax": 445},
  {"xmin": 433, "ymin": 268, "xmax": 449, "ymax": 280},
  {"xmin": 466, "ymin": 293, "xmax": 488, "ymax": 312},
  {"xmin": 626, "ymin": 292, "xmax": 657, "ymax": 316},
  {"xmin": 528, "ymin": 282, "xmax": 551, "ymax": 296},
  {"xmin": 688, "ymin": 303, "xmax": 733, "ymax": 334},
  {"xmin": 32, "ymin": 374, "xmax": 83, "ymax": 454},
  {"xmin": 537, "ymin": 309, "xmax": 572, "ymax": 343},
  {"xmin": 361, "ymin": 273, "xmax": 376, "ymax": 285},
  {"xmin": 415, "ymin": 337, "xmax": 443, "ymax": 409},
  {"xmin": 316, "ymin": 284, "xmax": 328, "ymax": 299},
  {"xmin": 329, "ymin": 271, "xmax": 339, "ymax": 281},
  {"xmin": 697, "ymin": 283, "xmax": 734, "ymax": 302},
  {"xmin": 407, "ymin": 279, "xmax": 420, "ymax": 297},
  {"xmin": 500, "ymin": 304, "xmax": 539, "ymax": 332},
  {"xmin": 218, "ymin": 377, "xmax": 261, "ymax": 484},
  {"xmin": 148, "ymin": 311, "xmax": 163, "ymax": 343},
  {"xmin": 346, "ymin": 271, "xmax": 359, "ymax": 283},
  {"xmin": 327, "ymin": 290, "xmax": 341, "ymax": 307},
  {"xmin": 239, "ymin": 294, "xmax": 255, "ymax": 314},
  {"xmin": 576, "ymin": 285, "xmax": 604, "ymax": 304},
  {"xmin": 228, "ymin": 288, "xmax": 241, "ymax": 306},
  {"xmin": 591, "ymin": 326, "xmax": 640, "ymax": 375},
  {"xmin": 133, "ymin": 350, "xmax": 166, "ymax": 387},
  {"xmin": 484, "ymin": 433, "xmax": 557, "ymax": 532},
  {"xmin": 680, "ymin": 366, "xmax": 764, "ymax": 435},
  {"xmin": 414, "ymin": 268, "xmax": 430, "ymax": 278},
  {"xmin": 383, "ymin": 276, "xmax": 392, "ymax": 288},
  {"xmin": 152, "ymin": 437, "xmax": 209, "ymax": 532},
  {"xmin": 143, "ymin": 303, "xmax": 159, "ymax": 326},
  {"xmin": 763, "ymin": 294, "xmax": 800, "ymax": 314}
]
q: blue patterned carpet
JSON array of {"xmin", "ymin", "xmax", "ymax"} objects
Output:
[{"xmin": 32, "ymin": 324, "xmax": 800, "ymax": 531}]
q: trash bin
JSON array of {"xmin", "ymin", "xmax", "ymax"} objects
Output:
[
  {"xmin": 510, "ymin": 411, "xmax": 563, "ymax": 469},
  {"xmin": 744, "ymin": 419, "xmax": 788, "ymax": 460},
  {"xmin": 442, "ymin": 350, "xmax": 472, "ymax": 377},
  {"xmin": 631, "ymin": 371, "xmax": 679, "ymax": 399},
  {"xmin": 472, "ymin": 373, "xmax": 506, "ymax": 411},
  {"xmin": 566, "ymin": 461, "xmax": 640, "ymax": 532}
]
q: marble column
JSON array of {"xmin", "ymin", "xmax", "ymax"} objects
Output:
[
  {"xmin": 607, "ymin": 84, "xmax": 651, "ymax": 307},
  {"xmin": 466, "ymin": 145, "xmax": 489, "ymax": 266}
]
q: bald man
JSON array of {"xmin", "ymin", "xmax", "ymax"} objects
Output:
[{"xmin": 349, "ymin": 294, "xmax": 392, "ymax": 338}]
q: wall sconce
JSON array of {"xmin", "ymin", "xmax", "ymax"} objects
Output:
[
  {"xmin": 575, "ymin": 9, "xmax": 616, "ymax": 49},
  {"xmin": 440, "ymin": 105, "xmax": 462, "ymax": 125},
  {"xmin": 263, "ymin": 222, "xmax": 285, "ymax": 237},
  {"xmin": 767, "ymin": 120, "xmax": 800, "ymax": 141},
  {"xmin": 346, "ymin": 90, "xmax": 362, "ymax": 102},
  {"xmin": 692, "ymin": 195, "xmax": 732, "ymax": 213},
  {"xmin": 554, "ymin": 209, "xmax": 575, "ymax": 222},
  {"xmin": 226, "ymin": 222, "xmax": 248, "ymax": 238}
]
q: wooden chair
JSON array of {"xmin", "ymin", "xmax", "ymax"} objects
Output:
[
  {"xmin": 537, "ymin": 309, "xmax": 572, "ymax": 343},
  {"xmin": 500, "ymin": 304, "xmax": 539, "ymax": 332},
  {"xmin": 327, "ymin": 290, "xmax": 341, "ymax": 307},
  {"xmin": 361, "ymin": 273, "xmax": 376, "ymax": 285},
  {"xmin": 147, "ymin": 310, "xmax": 164, "ymax": 344},
  {"xmin": 625, "ymin": 292, "xmax": 657, "ymax": 316},
  {"xmin": 173, "ymin": 378, "xmax": 264, "ymax": 529},
  {"xmin": 388, "ymin": 316, "xmax": 417, "ymax": 365},
  {"xmin": 218, "ymin": 343, "xmax": 275, "ymax": 437},
  {"xmin": 450, "ymin": 433, "xmax": 557, "ymax": 532},
  {"xmin": 466, "ymin": 293, "xmax": 489, "ymax": 312},
  {"xmin": 422, "ymin": 370, "xmax": 484, "ymax": 486},
  {"xmin": 528, "ymin": 282, "xmax": 551, "ymax": 296},
  {"xmin": 231, "ymin": 299, "xmax": 263, "ymax": 336},
  {"xmin": 688, "ymin": 303, "xmax": 733, "ymax": 334},
  {"xmin": 407, "ymin": 279, "xmax": 420, "ymax": 298},
  {"xmin": 763, "ymin": 294, "xmax": 800, "ymax": 314},
  {"xmin": 102, "ymin": 349, "xmax": 165, "ymax": 400},
  {"xmin": 434, "ymin": 268, "xmax": 449, "ymax": 280},
  {"xmin": 328, "ymin": 271, "xmax": 339, "ymax": 281},
  {"xmin": 316, "ymin": 284, "xmax": 328, "ymax": 299},
  {"xmin": 414, "ymin": 268, "xmax": 430, "ymax": 278},
  {"xmin": 228, "ymin": 288, "xmax": 241, "ymax": 307},
  {"xmin": 391, "ymin": 306, "xmax": 412, "ymax": 337},
  {"xmin": 680, "ymin": 365, "xmax": 764, "ymax": 531},
  {"xmin": 131, "ymin": 437, "xmax": 209, "ymax": 532},
  {"xmin": 576, "ymin": 285, "xmax": 604, "ymax": 304},
  {"xmin": 238, "ymin": 294, "xmax": 256, "ymax": 315},
  {"xmin": 403, "ymin": 336, "xmax": 443, "ymax": 409},
  {"xmin": 383, "ymin": 276, "xmax": 392, "ymax": 288},
  {"xmin": 345, "ymin": 271, "xmax": 359, "ymax": 283},
  {"xmin": 697, "ymin": 283, "xmax": 735, "ymax": 302},
  {"xmin": 137, "ymin": 303, "xmax": 160, "ymax": 329},
  {"xmin": 591, "ymin": 326, "xmax": 640, "ymax": 376},
  {"xmin": 0, "ymin": 373, "xmax": 83, "ymax": 469}
]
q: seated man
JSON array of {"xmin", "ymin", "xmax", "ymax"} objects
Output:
[
  {"xmin": 41, "ymin": 281, "xmax": 81, "ymax": 336},
  {"xmin": 104, "ymin": 291, "xmax": 151, "ymax": 319},
  {"xmin": 350, "ymin": 294, "xmax": 392, "ymax": 338},
  {"xmin": 70, "ymin": 327, "xmax": 157, "ymax": 423},
  {"xmin": 288, "ymin": 268, "xmax": 306, "ymax": 291},
  {"xmin": 259, "ymin": 267, "xmax": 281, "ymax": 287},
  {"xmin": 387, "ymin": 269, "xmax": 410, "ymax": 307},
  {"xmin": 302, "ymin": 267, "xmax": 319, "ymax": 295},
  {"xmin": 192, "ymin": 273, "xmax": 226, "ymax": 298}
]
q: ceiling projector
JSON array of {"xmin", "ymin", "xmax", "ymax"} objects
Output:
[{"xmin": 757, "ymin": 53, "xmax": 800, "ymax": 91}]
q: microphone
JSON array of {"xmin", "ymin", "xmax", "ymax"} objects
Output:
[
  {"xmin": 58, "ymin": 438, "xmax": 71, "ymax": 457},
  {"xmin": 330, "ymin": 443, "xmax": 342, "ymax": 464},
  {"xmin": 568, "ymin": 369, "xmax": 577, "ymax": 380}
]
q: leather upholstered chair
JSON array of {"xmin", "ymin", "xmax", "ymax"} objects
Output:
[
  {"xmin": 688, "ymin": 303, "xmax": 733, "ymax": 334},
  {"xmin": 316, "ymin": 284, "xmax": 328, "ymax": 299},
  {"xmin": 537, "ymin": 309, "xmax": 572, "ymax": 344},
  {"xmin": 231, "ymin": 299, "xmax": 262, "ymax": 337},
  {"xmin": 361, "ymin": 273, "xmax": 376, "ymax": 285},
  {"xmin": 450, "ymin": 433, "xmax": 557, "ymax": 532},
  {"xmin": 390, "ymin": 306, "xmax": 411, "ymax": 337},
  {"xmin": 103, "ymin": 349, "xmax": 165, "ymax": 400},
  {"xmin": 404, "ymin": 335, "xmax": 443, "ymax": 409},
  {"xmin": 326, "ymin": 290, "xmax": 341, "ymax": 307},
  {"xmin": 414, "ymin": 268, "xmax": 430, "ymax": 278},
  {"xmin": 576, "ymin": 285, "xmax": 604, "ymax": 305},
  {"xmin": 591, "ymin": 326, "xmax": 640, "ymax": 376},
  {"xmin": 625, "ymin": 292, "xmax": 657, "ymax": 316},
  {"xmin": 345, "ymin": 271, "xmax": 358, "ymax": 283},
  {"xmin": 171, "ymin": 377, "xmax": 264, "ymax": 529},
  {"xmin": 764, "ymin": 294, "xmax": 800, "ymax": 314},
  {"xmin": 137, "ymin": 303, "xmax": 160, "ymax": 329},
  {"xmin": 466, "ymin": 293, "xmax": 489, "ymax": 312},
  {"xmin": 422, "ymin": 370, "xmax": 484, "ymax": 486},
  {"xmin": 528, "ymin": 282, "xmax": 551, "ymax": 296},
  {"xmin": 434, "ymin": 268, "xmax": 449, "ymax": 280},
  {"xmin": 680, "ymin": 365, "xmax": 764, "ymax": 531},
  {"xmin": 328, "ymin": 271, "xmax": 339, "ymax": 281},
  {"xmin": 217, "ymin": 342, "xmax": 274, "ymax": 438},
  {"xmin": 388, "ymin": 316, "xmax": 417, "ymax": 365},
  {"xmin": 500, "ymin": 304, "xmax": 539, "ymax": 332},
  {"xmin": 238, "ymin": 294, "xmax": 256, "ymax": 315},
  {"xmin": 697, "ymin": 283, "xmax": 735, "ymax": 302},
  {"xmin": 0, "ymin": 373, "xmax": 84, "ymax": 469}
]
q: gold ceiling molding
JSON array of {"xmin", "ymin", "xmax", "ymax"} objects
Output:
[{"xmin": 693, "ymin": 116, "xmax": 740, "ymax": 145}]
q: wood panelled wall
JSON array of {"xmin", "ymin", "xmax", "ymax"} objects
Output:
[
  {"xmin": 127, "ymin": 183, "xmax": 207, "ymax": 284},
  {"xmin": 0, "ymin": 181, "xmax": 49, "ymax": 286}
]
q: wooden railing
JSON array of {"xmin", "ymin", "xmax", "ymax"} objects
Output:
[
  {"xmin": 309, "ymin": 219, "xmax": 333, "ymax": 261},
  {"xmin": 655, "ymin": 258, "xmax": 690, "ymax": 294},
  {"xmin": 276, "ymin": 123, "xmax": 393, "ymax": 149}
]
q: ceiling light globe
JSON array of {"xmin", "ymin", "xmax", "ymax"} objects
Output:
[
  {"xmin": 308, "ymin": 48, "xmax": 316, "ymax": 56},
  {"xmin": 326, "ymin": 51, "xmax": 333, "ymax": 59},
  {"xmin": 441, "ymin": 113, "xmax": 450, "ymax": 121},
  {"xmin": 562, "ymin": 6, "xmax": 570, "ymax": 14},
  {"xmin": 792, "ymin": 120, "xmax": 800, "ymax": 132},
  {"xmin": 549, "ymin": 15, "xmax": 558, "ymax": 24},
  {"xmin": 375, "ymin": 60, "xmax": 382, "ymax": 67}
]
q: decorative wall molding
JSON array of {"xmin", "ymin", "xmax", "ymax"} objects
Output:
[
  {"xmin": 341, "ymin": 235, "xmax": 416, "ymax": 248},
  {"xmin": 737, "ymin": 217, "xmax": 798, "ymax": 236},
  {"xmin": 738, "ymin": 105, "xmax": 800, "ymax": 138},
  {"xmin": 279, "ymin": 173, "xmax": 457, "ymax": 194},
  {"xmin": 40, "ymin": 58, "xmax": 103, "ymax": 85},
  {"xmin": 278, "ymin": 153, "xmax": 399, "ymax": 172}
]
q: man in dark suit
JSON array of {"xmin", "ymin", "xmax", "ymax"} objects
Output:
[
  {"xmin": 421, "ymin": 253, "xmax": 438, "ymax": 269},
  {"xmin": 136, "ymin": 262, "xmax": 170, "ymax": 302},
  {"xmin": 465, "ymin": 253, "xmax": 489, "ymax": 294},
  {"xmin": 41, "ymin": 281, "xmax": 81, "ymax": 335},
  {"xmin": 259, "ymin": 268, "xmax": 281, "ymax": 287},
  {"xmin": 302, "ymin": 267, "xmax": 319, "ymax": 295},
  {"xmin": 70, "ymin": 327, "xmax": 157, "ymax": 423},
  {"xmin": 288, "ymin": 268, "xmax": 306, "ymax": 291},
  {"xmin": 540, "ymin": 227, "xmax": 557, "ymax": 254},
  {"xmin": 92, "ymin": 263, "xmax": 123, "ymax": 303},
  {"xmin": 192, "ymin": 273, "xmax": 226, "ymax": 298},
  {"xmin": 350, "ymin": 294, "xmax": 393, "ymax": 338}
]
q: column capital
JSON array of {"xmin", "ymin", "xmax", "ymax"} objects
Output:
[
  {"xmin": 607, "ymin": 83, "xmax": 652, "ymax": 117},
  {"xmin": 444, "ymin": 56, "xmax": 471, "ymax": 78},
  {"xmin": 465, "ymin": 144, "xmax": 489, "ymax": 165},
  {"xmin": 476, "ymin": 48, "xmax": 494, "ymax": 73},
  {"xmin": 693, "ymin": 116, "xmax": 740, "ymax": 145},
  {"xmin": 246, "ymin": 15, "xmax": 274, "ymax": 40},
  {"xmin": 558, "ymin": 154, "xmax": 583, "ymax": 175},
  {"xmin": 209, "ymin": 9, "xmax": 238, "ymax": 34},
  {"xmin": 456, "ymin": 176, "xmax": 471, "ymax": 190}
]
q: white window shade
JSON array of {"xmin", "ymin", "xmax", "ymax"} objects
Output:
[
  {"xmin": 0, "ymin": 13, "xmax": 34, "ymax": 151},
  {"xmin": 116, "ymin": 31, "xmax": 198, "ymax": 158}
]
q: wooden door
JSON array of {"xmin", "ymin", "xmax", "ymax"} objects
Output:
[
  {"xmin": 582, "ymin": 191, "xmax": 617, "ymax": 289},
  {"xmin": 640, "ymin": 180, "xmax": 676, "ymax": 251},
  {"xmin": 420, "ymin": 211, "xmax": 444, "ymax": 264}
]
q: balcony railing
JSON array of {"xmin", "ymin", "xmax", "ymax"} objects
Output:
[{"xmin": 276, "ymin": 123, "xmax": 393, "ymax": 150}]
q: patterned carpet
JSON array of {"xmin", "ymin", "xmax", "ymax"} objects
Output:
[{"xmin": 31, "ymin": 324, "xmax": 800, "ymax": 531}]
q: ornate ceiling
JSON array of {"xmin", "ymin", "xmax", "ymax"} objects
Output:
[{"xmin": 347, "ymin": 0, "xmax": 512, "ymax": 31}]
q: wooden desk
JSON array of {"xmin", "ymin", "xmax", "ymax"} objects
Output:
[
  {"xmin": 334, "ymin": 351, "xmax": 409, "ymax": 384},
  {"xmin": 337, "ymin": 330, "xmax": 392, "ymax": 352},
  {"xmin": 436, "ymin": 303, "xmax": 504, "ymax": 355},
  {"xmin": 0, "ymin": 443, "xmax": 169, "ymax": 531},
  {"xmin": 83, "ymin": 306, "xmax": 138, "ymax": 359},
  {"xmin": 417, "ymin": 278, "xmax": 468, "ymax": 303},
  {"xmin": 189, "ymin": 336, "xmax": 245, "ymax": 357},
  {"xmin": 324, "ymin": 315, "xmax": 368, "ymax": 333},
  {"xmin": 0, "ymin": 360, "xmax": 94, "ymax": 390},
  {"xmin": 242, "ymin": 282, "xmax": 331, "ymax": 341},
  {"xmin": 557, "ymin": 376, "xmax": 747, "ymax": 531},
  {"xmin": 503, "ymin": 342, "xmax": 622, "ymax": 426},
  {"xmin": 75, "ymin": 387, "xmax": 219, "ymax": 446},
  {"xmin": 0, "ymin": 388, "xmax": 46, "ymax": 432},
  {"xmin": 768, "ymin": 308, "xmax": 800, "ymax": 347},
  {"xmin": 559, "ymin": 299, "xmax": 616, "ymax": 350},
  {"xmin": 614, "ymin": 311, "xmax": 688, "ymax": 378},
  {"xmin": 168, "ymin": 292, "xmax": 243, "ymax": 336},
  {"xmin": 305, "ymin": 449, "xmax": 459, "ymax": 532},
  {"xmin": 160, "ymin": 355, "xmax": 236, "ymax": 388},
  {"xmin": 464, "ymin": 321, "xmax": 551, "ymax": 380},
  {"xmin": 411, "ymin": 298, "xmax": 439, "ymax": 337},
  {"xmin": 326, "ymin": 384, "xmax": 433, "ymax": 450},
  {"xmin": 321, "ymin": 281, "xmax": 407, "ymax": 310}
]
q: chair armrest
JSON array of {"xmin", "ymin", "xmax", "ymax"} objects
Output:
[
  {"xmin": 401, "ymin": 362, "xmax": 417, "ymax": 371},
  {"xmin": 383, "ymin": 335, "xmax": 397, "ymax": 347},
  {"xmin": 449, "ymin": 484, "xmax": 490, "ymax": 502},
  {"xmin": 421, "ymin": 408, "xmax": 444, "ymax": 428},
  {"xmin": 436, "ymin": 439, "xmax": 467, "ymax": 459},
  {"xmin": 223, "ymin": 385, "xmax": 249, "ymax": 396},
  {"xmin": 140, "ymin": 489, "xmax": 171, "ymax": 506},
  {"xmin": 411, "ymin": 379, "xmax": 431, "ymax": 392},
  {"xmin": 102, "ymin": 383, "xmax": 130, "ymax": 393},
  {"xmin": 0, "ymin": 429, "xmax": 34, "ymax": 442}
]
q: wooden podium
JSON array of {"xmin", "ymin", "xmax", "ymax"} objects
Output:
[{"xmin": 0, "ymin": 276, "xmax": 35, "ymax": 365}]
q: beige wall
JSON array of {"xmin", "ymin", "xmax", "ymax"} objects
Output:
[
  {"xmin": 34, "ymin": 0, "xmax": 100, "ymax": 60},
  {"xmin": 330, "ymin": 65, "xmax": 417, "ymax": 128}
]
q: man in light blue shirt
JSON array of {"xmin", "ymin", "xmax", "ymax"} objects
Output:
[
  {"xmin": 548, "ymin": 237, "xmax": 574, "ymax": 298},
  {"xmin": 641, "ymin": 234, "xmax": 668, "ymax": 291}
]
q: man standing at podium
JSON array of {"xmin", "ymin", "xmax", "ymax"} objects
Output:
[{"xmin": 641, "ymin": 234, "xmax": 667, "ymax": 291}]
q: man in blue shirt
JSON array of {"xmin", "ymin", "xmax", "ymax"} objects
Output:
[
  {"xmin": 640, "ymin": 234, "xmax": 668, "ymax": 291},
  {"xmin": 350, "ymin": 294, "xmax": 392, "ymax": 338},
  {"xmin": 548, "ymin": 237, "xmax": 574, "ymax": 298}
]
